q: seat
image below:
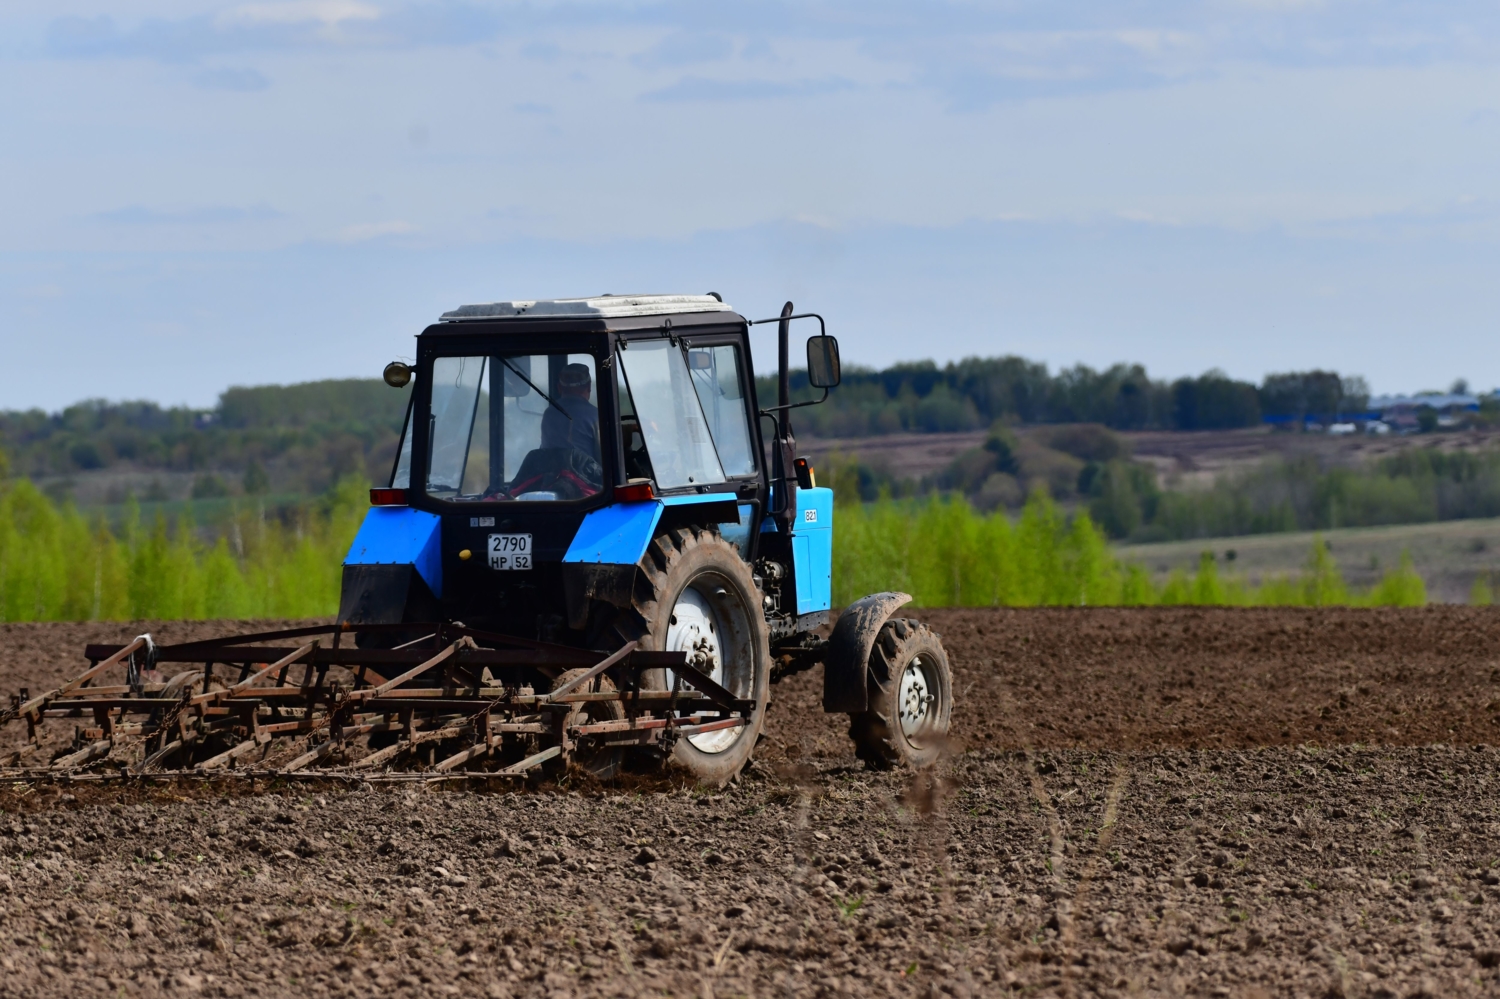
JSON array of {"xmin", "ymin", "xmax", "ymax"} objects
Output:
[{"xmin": 505, "ymin": 447, "xmax": 603, "ymax": 500}]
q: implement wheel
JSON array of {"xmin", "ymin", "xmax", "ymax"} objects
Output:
[
  {"xmin": 848, "ymin": 619, "xmax": 952, "ymax": 770},
  {"xmin": 155, "ymin": 670, "xmax": 233, "ymax": 767},
  {"xmin": 553, "ymin": 668, "xmax": 625, "ymax": 780},
  {"xmin": 612, "ymin": 528, "xmax": 770, "ymax": 786}
]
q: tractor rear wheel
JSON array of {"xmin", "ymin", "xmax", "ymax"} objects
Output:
[
  {"xmin": 848, "ymin": 619, "xmax": 952, "ymax": 770},
  {"xmin": 610, "ymin": 528, "xmax": 770, "ymax": 786}
]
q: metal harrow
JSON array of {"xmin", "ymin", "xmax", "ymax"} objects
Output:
[{"xmin": 0, "ymin": 623, "xmax": 750, "ymax": 783}]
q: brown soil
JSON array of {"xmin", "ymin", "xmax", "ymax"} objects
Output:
[{"xmin": 4, "ymin": 607, "xmax": 1500, "ymax": 998}]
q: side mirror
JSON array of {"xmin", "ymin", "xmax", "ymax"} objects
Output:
[
  {"xmin": 806, "ymin": 335, "xmax": 841, "ymax": 388},
  {"xmin": 383, "ymin": 362, "xmax": 412, "ymax": 388}
]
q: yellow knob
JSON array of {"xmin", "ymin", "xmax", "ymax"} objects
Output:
[{"xmin": 458, "ymin": 549, "xmax": 472, "ymax": 561}]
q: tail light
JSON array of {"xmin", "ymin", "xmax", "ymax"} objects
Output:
[
  {"xmin": 614, "ymin": 481, "xmax": 655, "ymax": 503},
  {"xmin": 370, "ymin": 488, "xmax": 408, "ymax": 506},
  {"xmin": 793, "ymin": 457, "xmax": 816, "ymax": 489}
]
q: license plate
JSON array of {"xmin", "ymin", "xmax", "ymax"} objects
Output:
[{"xmin": 487, "ymin": 533, "xmax": 532, "ymax": 570}]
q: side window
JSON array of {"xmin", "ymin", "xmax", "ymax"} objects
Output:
[
  {"xmin": 391, "ymin": 398, "xmax": 414, "ymax": 488},
  {"xmin": 616, "ymin": 363, "xmax": 656, "ymax": 482},
  {"xmin": 686, "ymin": 344, "xmax": 756, "ymax": 477},
  {"xmin": 617, "ymin": 339, "xmax": 726, "ymax": 491}
]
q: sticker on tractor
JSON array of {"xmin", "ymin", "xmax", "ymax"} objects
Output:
[
  {"xmin": 470, "ymin": 516, "xmax": 496, "ymax": 527},
  {"xmin": 488, "ymin": 533, "xmax": 532, "ymax": 570},
  {"xmin": 804, "ymin": 509, "xmax": 817, "ymax": 522}
]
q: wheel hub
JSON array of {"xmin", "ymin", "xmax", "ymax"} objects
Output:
[
  {"xmin": 897, "ymin": 654, "xmax": 935, "ymax": 739},
  {"xmin": 666, "ymin": 585, "xmax": 741, "ymax": 753}
]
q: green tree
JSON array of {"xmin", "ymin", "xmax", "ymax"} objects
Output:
[{"xmin": 243, "ymin": 460, "xmax": 270, "ymax": 495}]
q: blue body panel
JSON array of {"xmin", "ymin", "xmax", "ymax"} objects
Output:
[
  {"xmin": 562, "ymin": 501, "xmax": 663, "ymax": 564},
  {"xmin": 562, "ymin": 493, "xmax": 743, "ymax": 565},
  {"xmin": 344, "ymin": 507, "xmax": 444, "ymax": 597},
  {"xmin": 790, "ymin": 487, "xmax": 833, "ymax": 614}
]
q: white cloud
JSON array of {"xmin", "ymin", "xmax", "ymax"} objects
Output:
[{"xmin": 217, "ymin": 1, "xmax": 380, "ymax": 28}]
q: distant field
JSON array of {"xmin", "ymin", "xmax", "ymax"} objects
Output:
[
  {"xmin": 800, "ymin": 424, "xmax": 1500, "ymax": 489},
  {"xmin": 1117, "ymin": 516, "xmax": 1500, "ymax": 603}
]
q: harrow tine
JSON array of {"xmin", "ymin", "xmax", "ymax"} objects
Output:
[
  {"xmin": 544, "ymin": 641, "xmax": 636, "ymax": 702},
  {"xmin": 193, "ymin": 643, "xmax": 317, "ymax": 706},
  {"xmin": 137, "ymin": 738, "xmax": 186, "ymax": 773},
  {"xmin": 283, "ymin": 739, "xmax": 338, "ymax": 772},
  {"xmin": 353, "ymin": 640, "xmax": 468, "ymax": 702},
  {"xmin": 495, "ymin": 743, "xmax": 560, "ymax": 775},
  {"xmin": 391, "ymin": 632, "xmax": 438, "ymax": 651},
  {"xmin": 352, "ymin": 722, "xmax": 473, "ymax": 769},
  {"xmin": 51, "ymin": 739, "xmax": 113, "ymax": 770},
  {"xmin": 433, "ymin": 735, "xmax": 502, "ymax": 772},
  {"xmin": 196, "ymin": 732, "xmax": 272, "ymax": 771},
  {"xmin": 3, "ymin": 635, "xmax": 148, "ymax": 724}
]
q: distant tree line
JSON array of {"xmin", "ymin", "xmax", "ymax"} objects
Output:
[
  {"xmin": 766, "ymin": 359, "xmax": 1374, "ymax": 437},
  {"xmin": 0, "ymin": 380, "xmax": 410, "ymax": 497},
  {"xmin": 0, "ymin": 353, "xmax": 1396, "ymax": 498}
]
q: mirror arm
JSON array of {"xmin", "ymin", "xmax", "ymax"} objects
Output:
[
  {"xmin": 758, "ymin": 387, "xmax": 830, "ymax": 416},
  {"xmin": 748, "ymin": 311, "xmax": 826, "ymax": 336}
]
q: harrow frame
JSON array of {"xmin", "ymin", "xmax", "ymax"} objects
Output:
[{"xmin": 0, "ymin": 623, "xmax": 750, "ymax": 783}]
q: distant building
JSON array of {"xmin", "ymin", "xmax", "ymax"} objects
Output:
[{"xmin": 1369, "ymin": 393, "xmax": 1481, "ymax": 432}]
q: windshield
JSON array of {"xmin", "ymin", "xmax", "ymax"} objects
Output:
[{"xmin": 424, "ymin": 352, "xmax": 602, "ymax": 502}]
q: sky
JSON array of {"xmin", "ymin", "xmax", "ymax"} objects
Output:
[{"xmin": 2, "ymin": 1, "xmax": 1499, "ymax": 411}]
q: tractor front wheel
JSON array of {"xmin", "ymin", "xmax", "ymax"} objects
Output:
[{"xmin": 848, "ymin": 619, "xmax": 952, "ymax": 770}]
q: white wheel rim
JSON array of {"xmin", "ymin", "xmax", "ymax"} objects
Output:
[
  {"xmin": 897, "ymin": 654, "xmax": 935, "ymax": 740},
  {"xmin": 665, "ymin": 585, "xmax": 740, "ymax": 753}
]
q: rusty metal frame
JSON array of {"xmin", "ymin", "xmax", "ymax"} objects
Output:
[{"xmin": 1, "ymin": 623, "xmax": 754, "ymax": 782}]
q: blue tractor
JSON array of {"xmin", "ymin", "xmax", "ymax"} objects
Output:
[
  {"xmin": 339, "ymin": 294, "xmax": 953, "ymax": 783},
  {"xmin": 3, "ymin": 294, "xmax": 952, "ymax": 786}
]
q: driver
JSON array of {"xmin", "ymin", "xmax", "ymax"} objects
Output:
[{"xmin": 540, "ymin": 362, "xmax": 600, "ymax": 461}]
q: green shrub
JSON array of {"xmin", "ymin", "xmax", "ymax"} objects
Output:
[
  {"xmin": 0, "ymin": 477, "xmax": 1437, "ymax": 621},
  {"xmin": 0, "ymin": 476, "xmax": 364, "ymax": 621},
  {"xmin": 834, "ymin": 492, "xmax": 1431, "ymax": 609}
]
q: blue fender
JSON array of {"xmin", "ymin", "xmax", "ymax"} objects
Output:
[
  {"xmin": 344, "ymin": 507, "xmax": 443, "ymax": 597},
  {"xmin": 563, "ymin": 493, "xmax": 744, "ymax": 565}
]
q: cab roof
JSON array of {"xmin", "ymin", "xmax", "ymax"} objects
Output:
[{"xmin": 439, "ymin": 293, "xmax": 735, "ymax": 322}]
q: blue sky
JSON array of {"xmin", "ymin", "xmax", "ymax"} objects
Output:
[{"xmin": 2, "ymin": 1, "xmax": 1499, "ymax": 410}]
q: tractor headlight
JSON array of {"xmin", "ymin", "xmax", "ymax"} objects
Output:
[{"xmin": 383, "ymin": 361, "xmax": 412, "ymax": 388}]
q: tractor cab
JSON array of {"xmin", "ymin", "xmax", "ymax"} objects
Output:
[{"xmin": 340, "ymin": 294, "xmax": 841, "ymax": 650}]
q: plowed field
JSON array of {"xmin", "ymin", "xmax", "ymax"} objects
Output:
[{"xmin": 3, "ymin": 607, "xmax": 1500, "ymax": 998}]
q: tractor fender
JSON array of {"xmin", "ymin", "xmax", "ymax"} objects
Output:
[{"xmin": 822, "ymin": 591, "xmax": 912, "ymax": 714}]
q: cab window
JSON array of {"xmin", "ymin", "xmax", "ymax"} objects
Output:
[
  {"xmin": 424, "ymin": 352, "xmax": 602, "ymax": 502},
  {"xmin": 616, "ymin": 339, "xmax": 725, "ymax": 491},
  {"xmin": 685, "ymin": 344, "xmax": 756, "ymax": 477}
]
